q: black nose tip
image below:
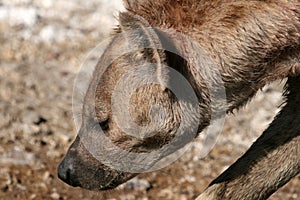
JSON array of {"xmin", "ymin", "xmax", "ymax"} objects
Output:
[
  {"xmin": 58, "ymin": 158, "xmax": 80, "ymax": 187},
  {"xmin": 58, "ymin": 159, "xmax": 70, "ymax": 182}
]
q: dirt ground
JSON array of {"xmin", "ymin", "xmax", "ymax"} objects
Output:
[{"xmin": 0, "ymin": 1, "xmax": 299, "ymax": 200}]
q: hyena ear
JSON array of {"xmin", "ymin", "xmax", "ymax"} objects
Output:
[
  {"xmin": 123, "ymin": 0, "xmax": 148, "ymax": 11},
  {"xmin": 118, "ymin": 12, "xmax": 168, "ymax": 89},
  {"xmin": 119, "ymin": 12, "xmax": 151, "ymax": 32}
]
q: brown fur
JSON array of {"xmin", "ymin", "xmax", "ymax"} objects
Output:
[{"xmin": 58, "ymin": 0, "xmax": 300, "ymax": 199}]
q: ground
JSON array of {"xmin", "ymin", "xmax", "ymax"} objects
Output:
[{"xmin": 0, "ymin": 1, "xmax": 299, "ymax": 200}]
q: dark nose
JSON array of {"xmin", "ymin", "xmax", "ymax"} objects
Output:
[
  {"xmin": 58, "ymin": 157, "xmax": 81, "ymax": 187},
  {"xmin": 58, "ymin": 136, "xmax": 82, "ymax": 187}
]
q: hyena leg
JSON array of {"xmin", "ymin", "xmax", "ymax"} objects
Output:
[{"xmin": 197, "ymin": 76, "xmax": 300, "ymax": 200}]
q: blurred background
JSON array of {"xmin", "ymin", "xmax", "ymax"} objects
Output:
[{"xmin": 0, "ymin": 0, "xmax": 299, "ymax": 199}]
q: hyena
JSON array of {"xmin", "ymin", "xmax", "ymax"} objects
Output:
[{"xmin": 58, "ymin": 0, "xmax": 300, "ymax": 199}]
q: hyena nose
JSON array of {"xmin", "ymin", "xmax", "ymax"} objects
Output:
[{"xmin": 58, "ymin": 157, "xmax": 80, "ymax": 187}]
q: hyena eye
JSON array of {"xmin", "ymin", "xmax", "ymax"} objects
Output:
[{"xmin": 99, "ymin": 119, "xmax": 110, "ymax": 131}]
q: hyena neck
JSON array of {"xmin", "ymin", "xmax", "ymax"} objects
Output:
[
  {"xmin": 155, "ymin": 19, "xmax": 299, "ymax": 115},
  {"xmin": 132, "ymin": 0, "xmax": 300, "ymax": 112},
  {"xmin": 155, "ymin": 28, "xmax": 266, "ymax": 115}
]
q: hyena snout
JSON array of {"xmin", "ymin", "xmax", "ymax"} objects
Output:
[{"xmin": 58, "ymin": 136, "xmax": 135, "ymax": 190}]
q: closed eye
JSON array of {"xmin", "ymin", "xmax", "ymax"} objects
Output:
[{"xmin": 99, "ymin": 119, "xmax": 110, "ymax": 131}]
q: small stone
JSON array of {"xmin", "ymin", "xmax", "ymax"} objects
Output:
[
  {"xmin": 0, "ymin": 147, "xmax": 36, "ymax": 166},
  {"xmin": 0, "ymin": 168, "xmax": 11, "ymax": 190},
  {"xmin": 120, "ymin": 194, "xmax": 135, "ymax": 200},
  {"xmin": 51, "ymin": 192, "xmax": 60, "ymax": 199},
  {"xmin": 39, "ymin": 25, "xmax": 55, "ymax": 43},
  {"xmin": 119, "ymin": 177, "xmax": 151, "ymax": 191},
  {"xmin": 42, "ymin": 171, "xmax": 51, "ymax": 181},
  {"xmin": 29, "ymin": 194, "xmax": 37, "ymax": 200},
  {"xmin": 21, "ymin": 124, "xmax": 40, "ymax": 135},
  {"xmin": 158, "ymin": 189, "xmax": 173, "ymax": 198},
  {"xmin": 179, "ymin": 195, "xmax": 188, "ymax": 200},
  {"xmin": 21, "ymin": 110, "xmax": 40, "ymax": 124},
  {"xmin": 40, "ymin": 0, "xmax": 54, "ymax": 8},
  {"xmin": 0, "ymin": 7, "xmax": 38, "ymax": 27}
]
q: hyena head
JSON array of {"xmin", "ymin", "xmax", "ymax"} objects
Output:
[{"xmin": 58, "ymin": 12, "xmax": 213, "ymax": 190}]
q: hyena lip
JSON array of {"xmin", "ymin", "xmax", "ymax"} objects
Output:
[
  {"xmin": 97, "ymin": 172, "xmax": 138, "ymax": 191},
  {"xmin": 78, "ymin": 182, "xmax": 120, "ymax": 191},
  {"xmin": 69, "ymin": 181, "xmax": 82, "ymax": 188},
  {"xmin": 72, "ymin": 172, "xmax": 137, "ymax": 191},
  {"xmin": 63, "ymin": 179, "xmax": 118, "ymax": 191}
]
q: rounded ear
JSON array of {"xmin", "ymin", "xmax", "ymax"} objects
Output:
[
  {"xmin": 123, "ymin": 0, "xmax": 138, "ymax": 10},
  {"xmin": 119, "ymin": 12, "xmax": 151, "ymax": 31},
  {"xmin": 123, "ymin": 0, "xmax": 166, "ymax": 11},
  {"xmin": 118, "ymin": 12, "xmax": 168, "ymax": 89},
  {"xmin": 123, "ymin": 0, "xmax": 150, "ymax": 11}
]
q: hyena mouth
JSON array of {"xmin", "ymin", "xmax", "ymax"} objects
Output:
[{"xmin": 100, "ymin": 172, "xmax": 136, "ymax": 190}]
